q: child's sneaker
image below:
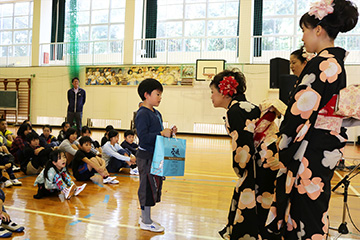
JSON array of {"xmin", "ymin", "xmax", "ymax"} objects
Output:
[
  {"xmin": 138, "ymin": 216, "xmax": 160, "ymax": 225},
  {"xmin": 1, "ymin": 220, "xmax": 25, "ymax": 232},
  {"xmin": 62, "ymin": 184, "xmax": 76, "ymax": 200},
  {"xmin": 0, "ymin": 227, "xmax": 12, "ymax": 237},
  {"xmin": 12, "ymin": 165, "xmax": 20, "ymax": 172},
  {"xmin": 103, "ymin": 176, "xmax": 117, "ymax": 184},
  {"xmin": 4, "ymin": 180, "xmax": 12, "ymax": 188},
  {"xmin": 130, "ymin": 167, "xmax": 139, "ymax": 175},
  {"xmin": 74, "ymin": 183, "xmax": 87, "ymax": 196},
  {"xmin": 139, "ymin": 221, "xmax": 165, "ymax": 232},
  {"xmin": 109, "ymin": 179, "xmax": 119, "ymax": 184},
  {"xmin": 10, "ymin": 179, "xmax": 22, "ymax": 186}
]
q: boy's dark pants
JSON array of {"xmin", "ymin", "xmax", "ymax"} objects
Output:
[{"xmin": 136, "ymin": 149, "xmax": 163, "ymax": 207}]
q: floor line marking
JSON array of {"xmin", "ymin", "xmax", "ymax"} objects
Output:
[
  {"xmin": 103, "ymin": 194, "xmax": 110, "ymax": 203},
  {"xmin": 92, "ymin": 180, "xmax": 104, "ymax": 188},
  {"xmin": 17, "ymin": 174, "xmax": 36, "ymax": 180},
  {"xmin": 97, "ymin": 171, "xmax": 237, "ymax": 180},
  {"xmin": 165, "ymin": 179, "xmax": 234, "ymax": 188},
  {"xmin": 7, "ymin": 206, "xmax": 219, "ymax": 239},
  {"xmin": 185, "ymin": 172, "xmax": 237, "ymax": 179}
]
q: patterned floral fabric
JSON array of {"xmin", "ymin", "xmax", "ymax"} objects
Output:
[
  {"xmin": 219, "ymin": 95, "xmax": 281, "ymax": 240},
  {"xmin": 266, "ymin": 47, "xmax": 348, "ymax": 239},
  {"xmin": 335, "ymin": 84, "xmax": 360, "ymax": 120}
]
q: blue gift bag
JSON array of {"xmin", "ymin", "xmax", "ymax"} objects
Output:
[{"xmin": 151, "ymin": 135, "xmax": 186, "ymax": 177}]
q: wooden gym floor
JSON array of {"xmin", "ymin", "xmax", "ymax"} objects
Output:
[{"xmin": 3, "ymin": 127, "xmax": 360, "ymax": 240}]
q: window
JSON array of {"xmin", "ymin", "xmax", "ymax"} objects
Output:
[
  {"xmin": 64, "ymin": 0, "xmax": 126, "ymax": 54},
  {"xmin": 261, "ymin": 0, "xmax": 360, "ymax": 51},
  {"xmin": 157, "ymin": 0, "xmax": 239, "ymax": 52},
  {"xmin": 261, "ymin": 0, "xmax": 309, "ymax": 51},
  {"xmin": 0, "ymin": 1, "xmax": 33, "ymax": 64}
]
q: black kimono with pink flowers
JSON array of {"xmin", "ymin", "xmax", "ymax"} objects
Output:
[
  {"xmin": 219, "ymin": 95, "xmax": 280, "ymax": 240},
  {"xmin": 266, "ymin": 47, "xmax": 348, "ymax": 239}
]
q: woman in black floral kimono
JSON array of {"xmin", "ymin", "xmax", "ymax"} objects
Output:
[
  {"xmin": 266, "ymin": 0, "xmax": 359, "ymax": 239},
  {"xmin": 210, "ymin": 70, "xmax": 282, "ymax": 239}
]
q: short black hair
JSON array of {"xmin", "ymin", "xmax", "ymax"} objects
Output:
[
  {"xmin": 108, "ymin": 129, "xmax": 118, "ymax": 139},
  {"xmin": 72, "ymin": 77, "xmax": 79, "ymax": 83},
  {"xmin": 124, "ymin": 130, "xmax": 135, "ymax": 138},
  {"xmin": 42, "ymin": 124, "xmax": 52, "ymax": 131},
  {"xmin": 79, "ymin": 136, "xmax": 92, "ymax": 146},
  {"xmin": 26, "ymin": 131, "xmax": 39, "ymax": 142},
  {"xmin": 81, "ymin": 126, "xmax": 91, "ymax": 134},
  {"xmin": 50, "ymin": 149, "xmax": 65, "ymax": 163},
  {"xmin": 65, "ymin": 127, "xmax": 77, "ymax": 140},
  {"xmin": 61, "ymin": 121, "xmax": 70, "ymax": 128},
  {"xmin": 105, "ymin": 125, "xmax": 114, "ymax": 133},
  {"xmin": 0, "ymin": 118, "xmax": 5, "ymax": 123},
  {"xmin": 22, "ymin": 120, "xmax": 31, "ymax": 125},
  {"xmin": 137, "ymin": 78, "xmax": 163, "ymax": 101},
  {"xmin": 17, "ymin": 123, "xmax": 32, "ymax": 137},
  {"xmin": 291, "ymin": 47, "xmax": 307, "ymax": 64}
]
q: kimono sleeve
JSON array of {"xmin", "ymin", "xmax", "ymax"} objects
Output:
[{"xmin": 227, "ymin": 104, "xmax": 259, "ymax": 177}]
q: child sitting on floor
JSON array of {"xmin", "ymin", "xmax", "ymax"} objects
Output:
[
  {"xmin": 57, "ymin": 121, "xmax": 70, "ymax": 143},
  {"xmin": 120, "ymin": 130, "xmax": 138, "ymax": 155},
  {"xmin": 0, "ymin": 151, "xmax": 22, "ymax": 188},
  {"xmin": 33, "ymin": 150, "xmax": 86, "ymax": 200},
  {"xmin": 21, "ymin": 132, "xmax": 52, "ymax": 175},
  {"xmin": 39, "ymin": 124, "xmax": 59, "ymax": 148},
  {"xmin": 75, "ymin": 126, "xmax": 102, "ymax": 156},
  {"xmin": 0, "ymin": 142, "xmax": 22, "ymax": 187},
  {"xmin": 102, "ymin": 130, "xmax": 138, "ymax": 174},
  {"xmin": 72, "ymin": 136, "xmax": 118, "ymax": 184},
  {"xmin": 0, "ymin": 188, "xmax": 25, "ymax": 237},
  {"xmin": 58, "ymin": 128, "xmax": 78, "ymax": 166},
  {"xmin": 101, "ymin": 125, "xmax": 114, "ymax": 146}
]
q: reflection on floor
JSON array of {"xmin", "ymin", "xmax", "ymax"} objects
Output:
[{"xmin": 3, "ymin": 128, "xmax": 360, "ymax": 239}]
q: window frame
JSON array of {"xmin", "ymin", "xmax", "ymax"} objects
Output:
[{"xmin": 0, "ymin": 0, "xmax": 33, "ymax": 59}]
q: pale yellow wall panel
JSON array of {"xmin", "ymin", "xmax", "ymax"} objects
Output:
[{"xmin": 1, "ymin": 64, "xmax": 359, "ymax": 135}]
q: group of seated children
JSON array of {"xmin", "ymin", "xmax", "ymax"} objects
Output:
[
  {"xmin": 0, "ymin": 118, "xmax": 139, "ymax": 236},
  {"xmin": 0, "ymin": 118, "xmax": 141, "ymax": 237}
]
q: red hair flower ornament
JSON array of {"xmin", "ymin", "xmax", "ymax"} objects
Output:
[{"xmin": 219, "ymin": 76, "xmax": 239, "ymax": 96}]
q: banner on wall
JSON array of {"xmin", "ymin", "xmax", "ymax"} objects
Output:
[{"xmin": 85, "ymin": 65, "xmax": 195, "ymax": 86}]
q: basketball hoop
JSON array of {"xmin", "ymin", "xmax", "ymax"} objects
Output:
[{"xmin": 203, "ymin": 73, "xmax": 215, "ymax": 81}]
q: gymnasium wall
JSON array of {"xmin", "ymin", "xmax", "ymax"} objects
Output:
[{"xmin": 0, "ymin": 64, "xmax": 359, "ymax": 140}]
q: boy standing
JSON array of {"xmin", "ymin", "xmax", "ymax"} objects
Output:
[{"xmin": 135, "ymin": 78, "xmax": 177, "ymax": 232}]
